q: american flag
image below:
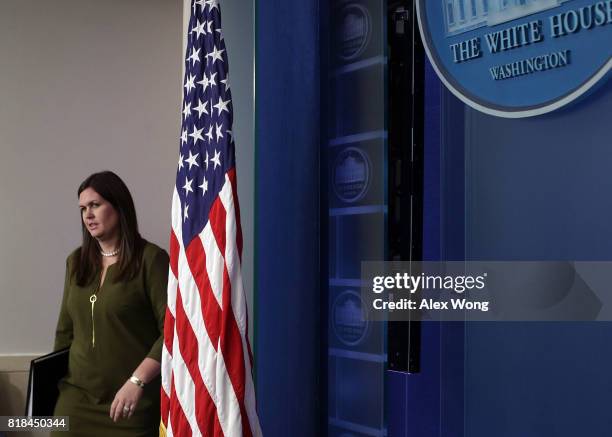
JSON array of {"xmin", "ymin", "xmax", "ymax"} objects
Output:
[{"xmin": 160, "ymin": 0, "xmax": 262, "ymax": 436}]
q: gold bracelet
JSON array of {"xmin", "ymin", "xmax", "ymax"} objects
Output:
[{"xmin": 129, "ymin": 375, "xmax": 145, "ymax": 388}]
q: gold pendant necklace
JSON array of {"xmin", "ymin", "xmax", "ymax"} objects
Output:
[
  {"xmin": 90, "ymin": 266, "xmax": 110, "ymax": 349},
  {"xmin": 89, "ymin": 292, "xmax": 97, "ymax": 348}
]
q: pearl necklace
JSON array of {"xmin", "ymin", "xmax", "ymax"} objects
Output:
[{"xmin": 100, "ymin": 248, "xmax": 120, "ymax": 257}]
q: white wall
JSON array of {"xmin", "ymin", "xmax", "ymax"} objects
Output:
[{"xmin": 0, "ymin": 0, "xmax": 183, "ymax": 354}]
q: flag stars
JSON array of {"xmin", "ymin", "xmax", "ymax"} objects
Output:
[
  {"xmin": 194, "ymin": 0, "xmax": 206, "ymax": 12},
  {"xmin": 211, "ymin": 149, "xmax": 221, "ymax": 169},
  {"xmin": 215, "ymin": 123, "xmax": 224, "ymax": 142},
  {"xmin": 184, "ymin": 73, "xmax": 196, "ymax": 94},
  {"xmin": 221, "ymin": 77, "xmax": 230, "ymax": 92},
  {"xmin": 207, "ymin": 0, "xmax": 220, "ymax": 11},
  {"xmin": 207, "ymin": 46, "xmax": 225, "ymax": 64},
  {"xmin": 197, "ymin": 72, "xmax": 216, "ymax": 91},
  {"xmin": 189, "ymin": 126, "xmax": 205, "ymax": 144},
  {"xmin": 213, "ymin": 97, "xmax": 231, "ymax": 115},
  {"xmin": 183, "ymin": 177, "xmax": 194, "ymax": 196},
  {"xmin": 197, "ymin": 74, "xmax": 209, "ymax": 90},
  {"xmin": 194, "ymin": 99, "xmax": 208, "ymax": 118},
  {"xmin": 181, "ymin": 128, "xmax": 188, "ymax": 146},
  {"xmin": 179, "ymin": 5, "xmax": 232, "ymax": 221},
  {"xmin": 191, "ymin": 19, "xmax": 207, "ymax": 39},
  {"xmin": 182, "ymin": 102, "xmax": 192, "ymax": 120},
  {"xmin": 199, "ymin": 177, "xmax": 208, "ymax": 195},
  {"xmin": 186, "ymin": 150, "xmax": 200, "ymax": 170},
  {"xmin": 205, "ymin": 125, "xmax": 214, "ymax": 142},
  {"xmin": 187, "ymin": 47, "xmax": 201, "ymax": 66}
]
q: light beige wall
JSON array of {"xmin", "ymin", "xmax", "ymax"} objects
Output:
[
  {"xmin": 0, "ymin": 0, "xmax": 183, "ymax": 355},
  {"xmin": 0, "ymin": 0, "xmax": 182, "ymax": 423}
]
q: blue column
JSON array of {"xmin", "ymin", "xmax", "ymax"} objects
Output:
[{"xmin": 254, "ymin": 0, "xmax": 321, "ymax": 436}]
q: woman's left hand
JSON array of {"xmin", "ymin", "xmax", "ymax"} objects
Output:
[{"xmin": 110, "ymin": 380, "xmax": 144, "ymax": 422}]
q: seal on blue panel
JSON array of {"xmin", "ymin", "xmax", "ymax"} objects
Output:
[
  {"xmin": 417, "ymin": 0, "xmax": 611, "ymax": 117},
  {"xmin": 333, "ymin": 147, "xmax": 370, "ymax": 204},
  {"xmin": 332, "ymin": 290, "xmax": 369, "ymax": 347},
  {"xmin": 338, "ymin": 3, "xmax": 372, "ymax": 61}
]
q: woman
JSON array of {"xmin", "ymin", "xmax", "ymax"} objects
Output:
[{"xmin": 52, "ymin": 171, "xmax": 169, "ymax": 437}]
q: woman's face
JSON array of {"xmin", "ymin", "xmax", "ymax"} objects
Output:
[{"xmin": 78, "ymin": 187, "xmax": 120, "ymax": 242}]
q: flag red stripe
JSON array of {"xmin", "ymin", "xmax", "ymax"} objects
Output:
[
  {"xmin": 169, "ymin": 230, "xmax": 180, "ymax": 278},
  {"xmin": 160, "ymin": 380, "xmax": 171, "ymax": 429},
  {"xmin": 209, "ymin": 199, "xmax": 227, "ymax": 258},
  {"xmin": 175, "ymin": 286, "xmax": 224, "ymax": 437},
  {"xmin": 185, "ymin": 236, "xmax": 222, "ymax": 350},
  {"xmin": 163, "ymin": 306, "xmax": 175, "ymax": 355}
]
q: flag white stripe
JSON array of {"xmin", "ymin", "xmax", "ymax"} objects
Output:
[
  {"xmin": 171, "ymin": 189, "xmax": 183, "ymax": 238},
  {"xmin": 200, "ymin": 223, "xmax": 225, "ymax": 308},
  {"xmin": 218, "ymin": 177, "xmax": 247, "ymax": 335},
  {"xmin": 161, "ymin": 344, "xmax": 173, "ymax": 399},
  {"xmin": 215, "ymin": 338, "xmax": 244, "ymax": 437},
  {"xmin": 166, "ymin": 416, "xmax": 174, "ymax": 437},
  {"xmin": 167, "ymin": 270, "xmax": 178, "ymax": 318}
]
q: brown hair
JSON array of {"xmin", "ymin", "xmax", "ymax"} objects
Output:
[{"xmin": 74, "ymin": 171, "xmax": 144, "ymax": 286}]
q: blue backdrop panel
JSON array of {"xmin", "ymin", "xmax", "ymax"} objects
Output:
[
  {"xmin": 397, "ymin": 55, "xmax": 612, "ymax": 437},
  {"xmin": 464, "ymin": 79, "xmax": 612, "ymax": 437},
  {"xmin": 255, "ymin": 1, "xmax": 320, "ymax": 436}
]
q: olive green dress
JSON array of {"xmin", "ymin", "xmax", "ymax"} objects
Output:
[{"xmin": 51, "ymin": 241, "xmax": 169, "ymax": 437}]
